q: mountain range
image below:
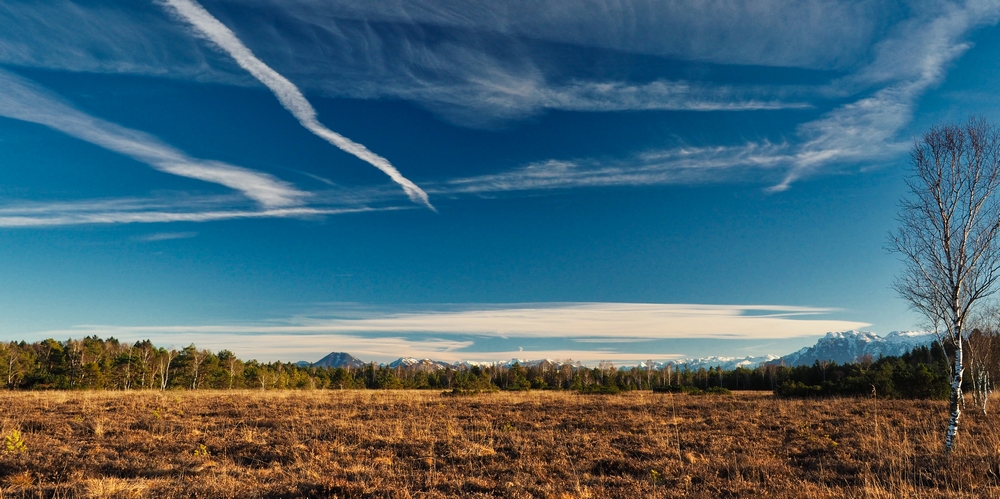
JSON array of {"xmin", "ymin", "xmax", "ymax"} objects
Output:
[
  {"xmin": 777, "ymin": 330, "xmax": 937, "ymax": 366},
  {"xmin": 300, "ymin": 330, "xmax": 940, "ymax": 371}
]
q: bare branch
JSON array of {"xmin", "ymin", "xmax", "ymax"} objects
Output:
[{"xmin": 888, "ymin": 116, "xmax": 1000, "ymax": 453}]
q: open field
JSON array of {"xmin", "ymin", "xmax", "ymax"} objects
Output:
[{"xmin": 0, "ymin": 391, "xmax": 999, "ymax": 498}]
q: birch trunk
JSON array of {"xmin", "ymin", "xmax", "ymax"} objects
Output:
[{"xmin": 946, "ymin": 341, "xmax": 964, "ymax": 453}]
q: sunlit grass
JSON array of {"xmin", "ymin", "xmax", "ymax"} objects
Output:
[{"xmin": 0, "ymin": 390, "xmax": 996, "ymax": 497}]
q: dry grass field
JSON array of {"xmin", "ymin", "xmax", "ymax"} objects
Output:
[{"xmin": 0, "ymin": 390, "xmax": 999, "ymax": 498}]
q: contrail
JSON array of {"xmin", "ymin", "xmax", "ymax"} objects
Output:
[
  {"xmin": 160, "ymin": 0, "xmax": 434, "ymax": 211},
  {"xmin": 0, "ymin": 69, "xmax": 306, "ymax": 208}
]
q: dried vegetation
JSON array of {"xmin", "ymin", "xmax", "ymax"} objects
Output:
[{"xmin": 0, "ymin": 390, "xmax": 999, "ymax": 497}]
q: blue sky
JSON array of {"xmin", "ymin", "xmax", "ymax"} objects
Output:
[{"xmin": 1, "ymin": 0, "xmax": 998, "ymax": 364}]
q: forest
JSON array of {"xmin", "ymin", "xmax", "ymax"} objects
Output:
[{"xmin": 0, "ymin": 335, "xmax": 971, "ymax": 399}]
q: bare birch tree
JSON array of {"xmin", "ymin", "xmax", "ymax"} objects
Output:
[
  {"xmin": 159, "ymin": 348, "xmax": 177, "ymax": 391},
  {"xmin": 965, "ymin": 328, "xmax": 996, "ymax": 414},
  {"xmin": 1, "ymin": 342, "xmax": 20, "ymax": 388},
  {"xmin": 967, "ymin": 303, "xmax": 1000, "ymax": 414},
  {"xmin": 890, "ymin": 116, "xmax": 1000, "ymax": 453}
]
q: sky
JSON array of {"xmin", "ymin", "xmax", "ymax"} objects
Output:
[{"xmin": 2, "ymin": 0, "xmax": 1000, "ymax": 364}]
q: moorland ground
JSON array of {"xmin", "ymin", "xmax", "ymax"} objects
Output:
[{"xmin": 0, "ymin": 390, "xmax": 998, "ymax": 498}]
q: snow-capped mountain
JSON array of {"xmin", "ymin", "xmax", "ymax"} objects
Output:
[
  {"xmin": 452, "ymin": 358, "xmax": 565, "ymax": 369},
  {"xmin": 778, "ymin": 330, "xmax": 937, "ymax": 367},
  {"xmin": 660, "ymin": 355, "xmax": 780, "ymax": 371},
  {"xmin": 387, "ymin": 357, "xmax": 452, "ymax": 372},
  {"xmin": 313, "ymin": 352, "xmax": 366, "ymax": 369},
  {"xmin": 310, "ymin": 330, "xmax": 936, "ymax": 372}
]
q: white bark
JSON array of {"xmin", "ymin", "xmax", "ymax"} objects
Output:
[
  {"xmin": 159, "ymin": 350, "xmax": 177, "ymax": 390},
  {"xmin": 946, "ymin": 342, "xmax": 964, "ymax": 452},
  {"xmin": 891, "ymin": 117, "xmax": 1000, "ymax": 454}
]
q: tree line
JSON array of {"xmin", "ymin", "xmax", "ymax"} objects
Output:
[{"xmin": 1, "ymin": 335, "xmax": 991, "ymax": 400}]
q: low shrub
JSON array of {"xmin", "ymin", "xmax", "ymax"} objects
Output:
[
  {"xmin": 700, "ymin": 386, "xmax": 732, "ymax": 395},
  {"xmin": 578, "ymin": 385, "xmax": 621, "ymax": 395},
  {"xmin": 775, "ymin": 381, "xmax": 824, "ymax": 398}
]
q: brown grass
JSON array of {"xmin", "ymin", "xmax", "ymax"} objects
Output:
[{"xmin": 0, "ymin": 390, "xmax": 998, "ymax": 497}]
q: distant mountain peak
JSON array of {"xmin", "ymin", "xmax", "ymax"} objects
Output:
[
  {"xmin": 314, "ymin": 352, "xmax": 366, "ymax": 369},
  {"xmin": 664, "ymin": 355, "xmax": 780, "ymax": 371},
  {"xmin": 779, "ymin": 330, "xmax": 936, "ymax": 367},
  {"xmin": 388, "ymin": 357, "xmax": 451, "ymax": 371}
]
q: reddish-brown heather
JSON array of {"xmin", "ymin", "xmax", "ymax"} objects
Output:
[{"xmin": 0, "ymin": 390, "xmax": 998, "ymax": 498}]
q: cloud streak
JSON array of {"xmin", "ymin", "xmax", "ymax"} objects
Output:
[
  {"xmin": 160, "ymin": 0, "xmax": 433, "ymax": 210},
  {"xmin": 436, "ymin": 1, "xmax": 1000, "ymax": 194},
  {"xmin": 537, "ymin": 80, "xmax": 810, "ymax": 112},
  {"xmin": 0, "ymin": 206, "xmax": 381, "ymax": 227},
  {"xmin": 0, "ymin": 1, "xmax": 240, "ymax": 82},
  {"xmin": 771, "ymin": 0, "xmax": 1000, "ymax": 191},
  {"xmin": 0, "ymin": 1, "xmax": 841, "ymax": 125},
  {"xmin": 1, "ymin": 1, "xmax": 995, "ymax": 201},
  {"xmin": 433, "ymin": 143, "xmax": 793, "ymax": 194},
  {"xmin": 257, "ymin": 0, "xmax": 887, "ymax": 70},
  {"xmin": 0, "ymin": 69, "xmax": 306, "ymax": 208},
  {"xmin": 40, "ymin": 303, "xmax": 868, "ymax": 339},
  {"xmin": 135, "ymin": 231, "xmax": 198, "ymax": 242},
  {"xmin": 27, "ymin": 302, "xmax": 867, "ymax": 362},
  {"xmin": 0, "ymin": 195, "xmax": 403, "ymax": 227}
]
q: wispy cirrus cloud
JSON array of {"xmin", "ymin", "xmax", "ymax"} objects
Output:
[
  {"xmin": 192, "ymin": 0, "xmax": 879, "ymax": 122},
  {"xmin": 0, "ymin": 1, "xmax": 240, "ymax": 81},
  {"xmin": 0, "ymin": 1, "xmax": 820, "ymax": 126},
  {"xmin": 536, "ymin": 80, "xmax": 810, "ymax": 112},
  {"xmin": 0, "ymin": 206, "xmax": 384, "ymax": 227},
  {"xmin": 307, "ymin": 26, "xmax": 819, "ymax": 125},
  {"xmin": 0, "ymin": 69, "xmax": 307, "ymax": 207},
  {"xmin": 438, "ymin": 1, "xmax": 1000, "ymax": 194},
  {"xmin": 0, "ymin": 195, "xmax": 404, "ymax": 227},
  {"xmin": 772, "ymin": 0, "xmax": 1000, "ymax": 191},
  {"xmin": 256, "ymin": 0, "xmax": 888, "ymax": 70},
  {"xmin": 160, "ymin": 0, "xmax": 434, "ymax": 210},
  {"xmin": 433, "ymin": 143, "xmax": 793, "ymax": 194},
  {"xmin": 135, "ymin": 231, "xmax": 198, "ymax": 242},
  {"xmin": 0, "ymin": 1, "xmax": 994, "ymax": 201}
]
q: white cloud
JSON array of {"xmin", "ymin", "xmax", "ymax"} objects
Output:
[
  {"xmin": 772, "ymin": 0, "xmax": 1000, "ymax": 191},
  {"xmin": 281, "ymin": 303, "xmax": 868, "ymax": 339},
  {"xmin": 433, "ymin": 143, "xmax": 792, "ymax": 194},
  {"xmin": 0, "ymin": 195, "xmax": 403, "ymax": 227},
  {"xmin": 0, "ymin": 1, "xmax": 995, "ymax": 197},
  {"xmin": 325, "ymin": 36, "xmax": 813, "ymax": 125},
  {"xmin": 36, "ymin": 302, "xmax": 868, "ymax": 339},
  {"xmin": 27, "ymin": 302, "xmax": 867, "ymax": 363},
  {"xmin": 437, "ymin": 1, "xmax": 1000, "ymax": 193},
  {"xmin": 160, "ymin": 0, "xmax": 434, "ymax": 209},
  {"xmin": 0, "ymin": 69, "xmax": 307, "ymax": 207},
  {"xmin": 37, "ymin": 331, "xmax": 474, "ymax": 364},
  {"xmin": 0, "ymin": 1, "xmax": 240, "ymax": 81},
  {"xmin": 537, "ymin": 80, "xmax": 810, "ymax": 112},
  {"xmin": 0, "ymin": 207, "xmax": 362, "ymax": 227},
  {"xmin": 0, "ymin": 1, "xmax": 821, "ymax": 126},
  {"xmin": 135, "ymin": 232, "xmax": 198, "ymax": 242},
  {"xmin": 232, "ymin": 0, "xmax": 887, "ymax": 70},
  {"xmin": 17, "ymin": 326, "xmax": 685, "ymax": 364}
]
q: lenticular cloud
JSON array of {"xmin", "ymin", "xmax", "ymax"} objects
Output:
[{"xmin": 160, "ymin": 0, "xmax": 434, "ymax": 211}]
